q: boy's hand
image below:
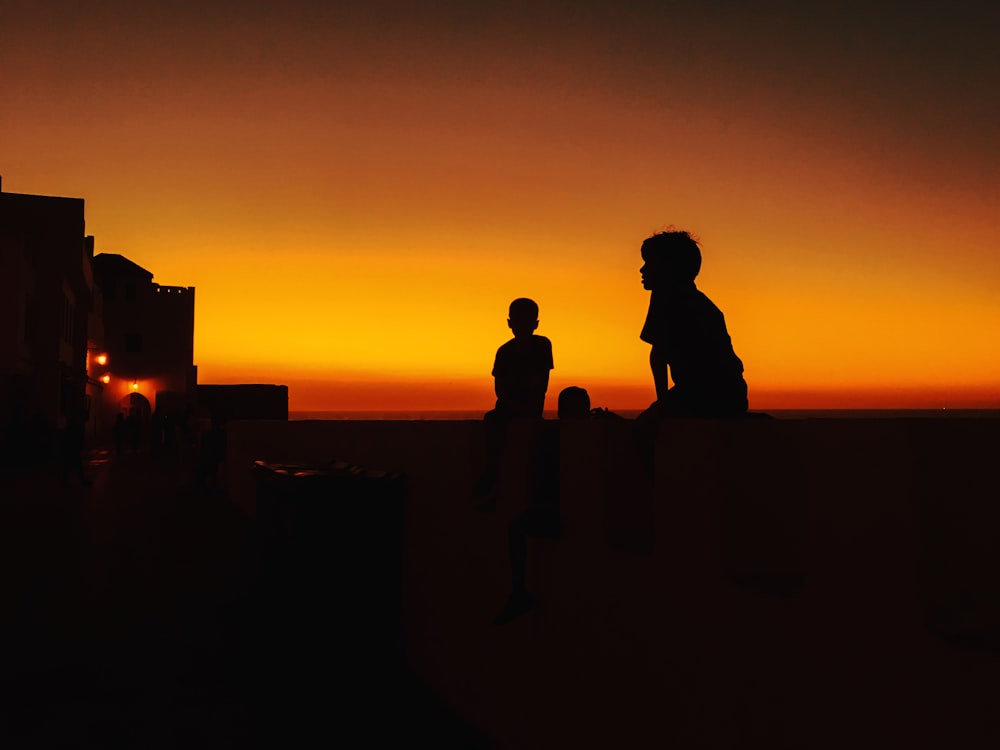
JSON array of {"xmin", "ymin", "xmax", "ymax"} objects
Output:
[
  {"xmin": 649, "ymin": 345, "xmax": 670, "ymax": 400},
  {"xmin": 638, "ymin": 400, "xmax": 663, "ymax": 422}
]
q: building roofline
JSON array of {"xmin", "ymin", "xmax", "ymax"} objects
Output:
[{"xmin": 93, "ymin": 253, "xmax": 155, "ymax": 280}]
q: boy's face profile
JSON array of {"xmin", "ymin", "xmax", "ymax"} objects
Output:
[
  {"xmin": 640, "ymin": 233, "xmax": 700, "ymax": 290},
  {"xmin": 640, "ymin": 257, "xmax": 670, "ymax": 290}
]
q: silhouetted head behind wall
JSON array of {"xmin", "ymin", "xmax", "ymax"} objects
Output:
[
  {"xmin": 640, "ymin": 230, "xmax": 702, "ymax": 288},
  {"xmin": 558, "ymin": 386, "xmax": 591, "ymax": 419}
]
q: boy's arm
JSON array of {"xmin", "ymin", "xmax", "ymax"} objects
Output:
[
  {"xmin": 650, "ymin": 345, "xmax": 670, "ymax": 401},
  {"xmin": 538, "ymin": 369, "xmax": 550, "ymax": 398},
  {"xmin": 494, "ymin": 374, "xmax": 510, "ymax": 400},
  {"xmin": 492, "ymin": 348, "xmax": 506, "ymax": 400}
]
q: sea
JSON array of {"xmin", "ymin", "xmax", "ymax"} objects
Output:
[{"xmin": 290, "ymin": 409, "xmax": 1000, "ymax": 421}]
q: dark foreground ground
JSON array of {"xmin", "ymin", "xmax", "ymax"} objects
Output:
[
  {"xmin": 0, "ymin": 449, "xmax": 489, "ymax": 749},
  {"xmin": 5, "ymin": 425, "xmax": 1000, "ymax": 749}
]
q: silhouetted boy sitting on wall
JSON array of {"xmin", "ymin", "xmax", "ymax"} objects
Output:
[
  {"xmin": 475, "ymin": 297, "xmax": 553, "ymax": 508},
  {"xmin": 635, "ymin": 230, "xmax": 748, "ymax": 470}
]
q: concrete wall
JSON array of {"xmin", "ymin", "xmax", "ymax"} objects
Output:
[
  {"xmin": 197, "ymin": 384, "xmax": 288, "ymax": 421},
  {"xmin": 228, "ymin": 418, "xmax": 1000, "ymax": 748}
]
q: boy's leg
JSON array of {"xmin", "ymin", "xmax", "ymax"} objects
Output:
[
  {"xmin": 508, "ymin": 512, "xmax": 528, "ymax": 597},
  {"xmin": 475, "ymin": 409, "xmax": 507, "ymax": 505},
  {"xmin": 494, "ymin": 511, "xmax": 535, "ymax": 625}
]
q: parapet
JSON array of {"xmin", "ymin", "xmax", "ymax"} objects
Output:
[{"xmin": 153, "ymin": 284, "xmax": 194, "ymax": 294}]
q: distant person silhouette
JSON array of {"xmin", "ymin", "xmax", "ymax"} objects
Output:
[
  {"xmin": 558, "ymin": 385, "xmax": 623, "ymax": 421},
  {"xmin": 556, "ymin": 385, "xmax": 590, "ymax": 419},
  {"xmin": 475, "ymin": 297, "xmax": 553, "ymax": 508},
  {"xmin": 635, "ymin": 230, "xmax": 748, "ymax": 471}
]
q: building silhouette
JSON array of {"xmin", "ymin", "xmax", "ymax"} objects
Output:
[
  {"xmin": 92, "ymin": 253, "xmax": 198, "ymax": 429},
  {"xmin": 3, "ymin": 177, "xmax": 287, "ymax": 459},
  {"xmin": 0, "ymin": 178, "xmax": 98, "ymax": 459}
]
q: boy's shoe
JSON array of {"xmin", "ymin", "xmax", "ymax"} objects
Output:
[{"xmin": 493, "ymin": 592, "xmax": 535, "ymax": 626}]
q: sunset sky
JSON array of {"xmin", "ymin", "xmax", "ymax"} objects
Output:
[{"xmin": 3, "ymin": 0, "xmax": 998, "ymax": 411}]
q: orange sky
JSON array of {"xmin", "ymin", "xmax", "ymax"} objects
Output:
[{"xmin": 3, "ymin": 1, "xmax": 998, "ymax": 411}]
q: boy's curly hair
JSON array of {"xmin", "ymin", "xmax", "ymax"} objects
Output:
[{"xmin": 640, "ymin": 230, "xmax": 701, "ymax": 282}]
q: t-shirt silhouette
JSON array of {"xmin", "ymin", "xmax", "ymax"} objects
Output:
[
  {"xmin": 641, "ymin": 284, "xmax": 747, "ymax": 414},
  {"xmin": 492, "ymin": 335, "xmax": 554, "ymax": 418}
]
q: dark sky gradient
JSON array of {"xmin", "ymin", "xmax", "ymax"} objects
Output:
[{"xmin": 3, "ymin": 1, "xmax": 998, "ymax": 409}]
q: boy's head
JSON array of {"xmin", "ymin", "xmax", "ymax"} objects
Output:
[
  {"xmin": 639, "ymin": 230, "xmax": 701, "ymax": 290},
  {"xmin": 507, "ymin": 297, "xmax": 539, "ymax": 338},
  {"xmin": 557, "ymin": 386, "xmax": 591, "ymax": 419}
]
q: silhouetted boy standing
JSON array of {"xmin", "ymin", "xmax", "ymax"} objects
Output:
[{"xmin": 476, "ymin": 297, "xmax": 553, "ymax": 505}]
